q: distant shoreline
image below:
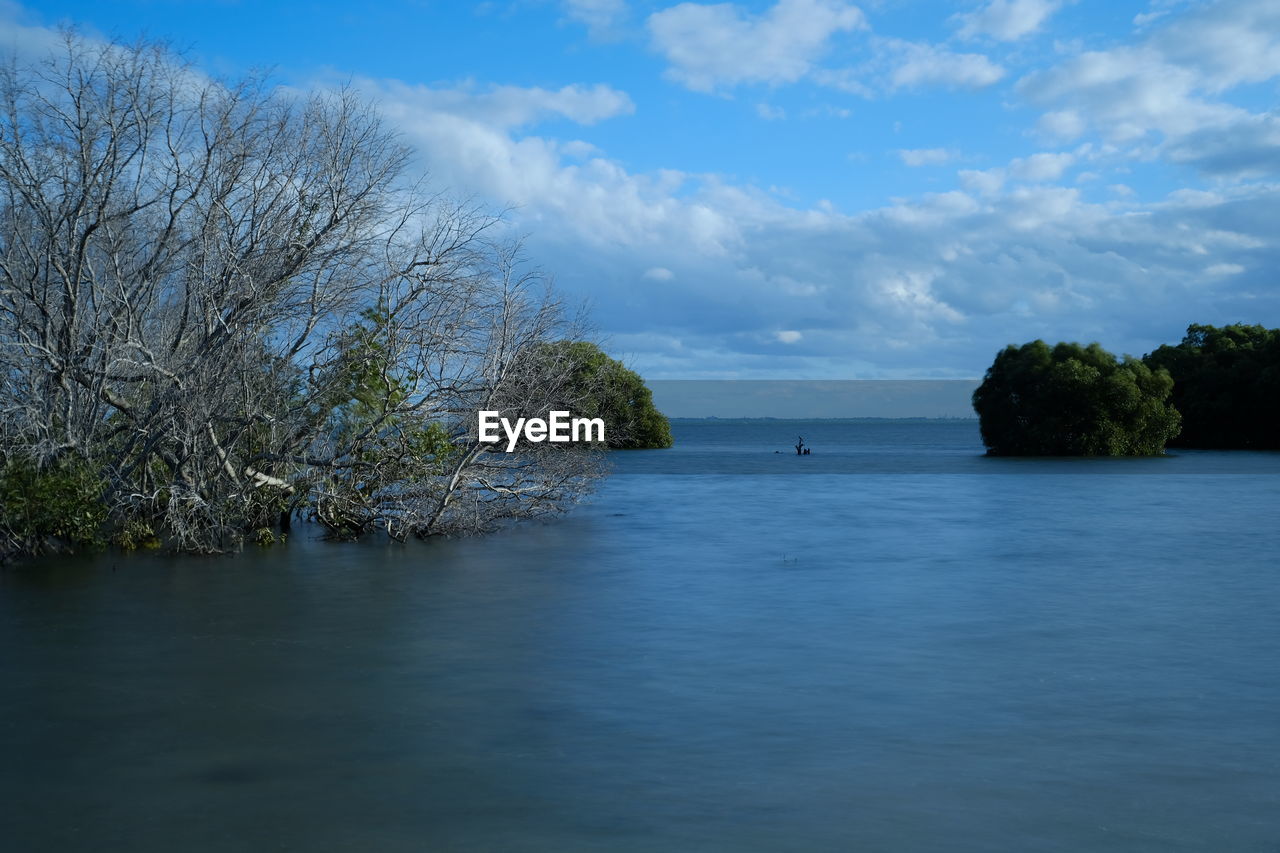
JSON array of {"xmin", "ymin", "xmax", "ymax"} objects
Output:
[{"xmin": 668, "ymin": 416, "xmax": 979, "ymax": 423}]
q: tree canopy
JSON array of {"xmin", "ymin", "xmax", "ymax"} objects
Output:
[
  {"xmin": 972, "ymin": 340, "xmax": 1181, "ymax": 456},
  {"xmin": 1143, "ymin": 324, "xmax": 1280, "ymax": 449},
  {"xmin": 533, "ymin": 342, "xmax": 673, "ymax": 449},
  {"xmin": 0, "ymin": 34, "xmax": 602, "ymax": 559}
]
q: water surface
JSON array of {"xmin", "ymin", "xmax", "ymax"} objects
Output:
[{"xmin": 3, "ymin": 421, "xmax": 1279, "ymax": 851}]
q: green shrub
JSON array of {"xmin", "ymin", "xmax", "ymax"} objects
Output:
[
  {"xmin": 110, "ymin": 519, "xmax": 161, "ymax": 551},
  {"xmin": 973, "ymin": 340, "xmax": 1181, "ymax": 456},
  {"xmin": 0, "ymin": 457, "xmax": 108, "ymax": 554},
  {"xmin": 1143, "ymin": 323, "xmax": 1280, "ymax": 449},
  {"xmin": 534, "ymin": 341, "xmax": 674, "ymax": 449},
  {"xmin": 253, "ymin": 527, "xmax": 287, "ymax": 547}
]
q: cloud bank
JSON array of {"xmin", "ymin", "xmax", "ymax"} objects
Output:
[{"xmin": 5, "ymin": 0, "xmax": 1277, "ymax": 378}]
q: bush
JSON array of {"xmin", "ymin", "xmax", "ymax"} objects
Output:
[
  {"xmin": 0, "ymin": 457, "xmax": 107, "ymax": 556},
  {"xmin": 534, "ymin": 341, "xmax": 673, "ymax": 449},
  {"xmin": 1143, "ymin": 324, "xmax": 1280, "ymax": 449},
  {"xmin": 253, "ymin": 527, "xmax": 287, "ymax": 547},
  {"xmin": 110, "ymin": 519, "xmax": 161, "ymax": 551},
  {"xmin": 973, "ymin": 340, "xmax": 1181, "ymax": 456}
]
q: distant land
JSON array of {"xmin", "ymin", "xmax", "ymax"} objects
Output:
[
  {"xmin": 669, "ymin": 417, "xmax": 977, "ymax": 422},
  {"xmin": 647, "ymin": 380, "xmax": 980, "ymax": 419}
]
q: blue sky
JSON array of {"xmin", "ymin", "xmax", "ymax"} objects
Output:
[{"xmin": 7, "ymin": 0, "xmax": 1280, "ymax": 377}]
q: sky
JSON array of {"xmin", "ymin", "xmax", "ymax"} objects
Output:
[{"xmin": 5, "ymin": 0, "xmax": 1280, "ymax": 379}]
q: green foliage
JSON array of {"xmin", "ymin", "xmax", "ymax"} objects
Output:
[
  {"xmin": 311, "ymin": 307, "xmax": 458, "ymax": 538},
  {"xmin": 253, "ymin": 527, "xmax": 287, "ymax": 547},
  {"xmin": 321, "ymin": 306, "xmax": 455, "ymax": 458},
  {"xmin": 973, "ymin": 340, "xmax": 1181, "ymax": 456},
  {"xmin": 1143, "ymin": 323, "xmax": 1280, "ymax": 449},
  {"xmin": 0, "ymin": 456, "xmax": 108, "ymax": 554},
  {"xmin": 324, "ymin": 306, "xmax": 410, "ymax": 428},
  {"xmin": 110, "ymin": 519, "xmax": 161, "ymax": 551},
  {"xmin": 539, "ymin": 341, "xmax": 673, "ymax": 449}
]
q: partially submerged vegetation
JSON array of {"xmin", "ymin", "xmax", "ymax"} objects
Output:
[
  {"xmin": 533, "ymin": 342, "xmax": 673, "ymax": 449},
  {"xmin": 0, "ymin": 34, "xmax": 671, "ymax": 562},
  {"xmin": 974, "ymin": 324, "xmax": 1280, "ymax": 456},
  {"xmin": 973, "ymin": 341, "xmax": 1180, "ymax": 456},
  {"xmin": 1143, "ymin": 324, "xmax": 1280, "ymax": 449}
]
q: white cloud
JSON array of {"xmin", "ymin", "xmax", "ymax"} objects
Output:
[
  {"xmin": 560, "ymin": 139, "xmax": 603, "ymax": 159},
  {"xmin": 1037, "ymin": 109, "xmax": 1086, "ymax": 140},
  {"xmin": 454, "ymin": 107, "xmax": 1279, "ymax": 375},
  {"xmin": 372, "ymin": 80, "xmax": 634, "ymax": 130},
  {"xmin": 1018, "ymin": 45, "xmax": 1241, "ymax": 143},
  {"xmin": 955, "ymin": 0, "xmax": 1066, "ymax": 42},
  {"xmin": 756, "ymin": 102, "xmax": 787, "ymax": 120},
  {"xmin": 814, "ymin": 39, "xmax": 1004, "ymax": 95},
  {"xmin": 1150, "ymin": 0, "xmax": 1280, "ymax": 92},
  {"xmin": 898, "ymin": 148, "xmax": 957, "ymax": 166},
  {"xmin": 1018, "ymin": 0, "xmax": 1280, "ymax": 174},
  {"xmin": 957, "ymin": 151, "xmax": 1075, "ymax": 199},
  {"xmin": 1165, "ymin": 112, "xmax": 1280, "ymax": 177},
  {"xmin": 330, "ymin": 3, "xmax": 1280, "ymax": 375},
  {"xmin": 807, "ymin": 66, "xmax": 873, "ymax": 97},
  {"xmin": 647, "ymin": 0, "xmax": 866, "ymax": 92},
  {"xmin": 883, "ymin": 40, "xmax": 1006, "ymax": 90},
  {"xmin": 562, "ymin": 0, "xmax": 628, "ymax": 39},
  {"xmin": 804, "ymin": 104, "xmax": 852, "ymax": 119},
  {"xmin": 1008, "ymin": 151, "xmax": 1075, "ymax": 181},
  {"xmin": 363, "ymin": 81, "xmax": 740, "ymax": 256},
  {"xmin": 16, "ymin": 4, "xmax": 1271, "ymax": 379},
  {"xmin": 1133, "ymin": 9, "xmax": 1169, "ymax": 28},
  {"xmin": 0, "ymin": 4, "xmax": 83, "ymax": 56},
  {"xmin": 959, "ymin": 168, "xmax": 1005, "ymax": 196}
]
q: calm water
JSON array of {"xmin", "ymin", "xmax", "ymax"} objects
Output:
[{"xmin": 3, "ymin": 421, "xmax": 1280, "ymax": 852}]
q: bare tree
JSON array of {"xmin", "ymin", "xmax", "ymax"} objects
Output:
[{"xmin": 0, "ymin": 33, "xmax": 602, "ymax": 555}]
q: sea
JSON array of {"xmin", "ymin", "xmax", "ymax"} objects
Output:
[{"xmin": 3, "ymin": 419, "xmax": 1279, "ymax": 851}]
